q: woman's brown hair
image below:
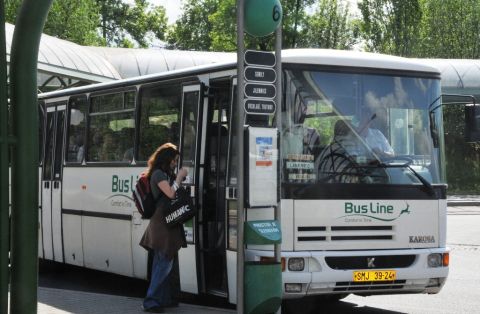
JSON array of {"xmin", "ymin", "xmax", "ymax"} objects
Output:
[{"xmin": 146, "ymin": 143, "xmax": 179, "ymax": 181}]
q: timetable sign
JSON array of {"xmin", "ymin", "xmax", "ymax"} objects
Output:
[
  {"xmin": 244, "ymin": 99, "xmax": 276, "ymax": 115},
  {"xmin": 244, "ymin": 50, "xmax": 276, "ymax": 67},
  {"xmin": 244, "ymin": 83, "xmax": 276, "ymax": 99},
  {"xmin": 244, "ymin": 66, "xmax": 276, "ymax": 83}
]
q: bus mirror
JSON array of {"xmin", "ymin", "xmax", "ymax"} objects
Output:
[{"xmin": 465, "ymin": 104, "xmax": 480, "ymax": 142}]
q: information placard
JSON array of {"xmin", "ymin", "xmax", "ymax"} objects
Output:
[
  {"xmin": 244, "ymin": 66, "xmax": 276, "ymax": 83},
  {"xmin": 244, "ymin": 99, "xmax": 276, "ymax": 115},
  {"xmin": 244, "ymin": 126, "xmax": 279, "ymax": 207}
]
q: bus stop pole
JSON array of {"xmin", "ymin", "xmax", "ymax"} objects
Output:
[
  {"xmin": 0, "ymin": 1, "xmax": 10, "ymax": 312},
  {"xmin": 274, "ymin": 23, "xmax": 282, "ymax": 314},
  {"xmin": 9, "ymin": 0, "xmax": 54, "ymax": 312},
  {"xmin": 236, "ymin": 0, "xmax": 245, "ymax": 313}
]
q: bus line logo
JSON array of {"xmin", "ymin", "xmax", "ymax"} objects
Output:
[
  {"xmin": 103, "ymin": 175, "xmax": 137, "ymax": 205},
  {"xmin": 336, "ymin": 201, "xmax": 411, "ymax": 222}
]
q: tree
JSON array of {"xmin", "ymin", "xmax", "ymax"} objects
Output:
[
  {"xmin": 5, "ymin": 0, "xmax": 101, "ymax": 46},
  {"xmin": 97, "ymin": 0, "xmax": 168, "ymax": 48},
  {"xmin": 418, "ymin": 0, "xmax": 480, "ymax": 59},
  {"xmin": 165, "ymin": 0, "xmax": 219, "ymax": 50},
  {"xmin": 298, "ymin": 0, "xmax": 360, "ymax": 50},
  {"xmin": 5, "ymin": 0, "xmax": 169, "ymax": 48},
  {"xmin": 358, "ymin": 0, "xmax": 422, "ymax": 57},
  {"xmin": 281, "ymin": 0, "xmax": 315, "ymax": 48}
]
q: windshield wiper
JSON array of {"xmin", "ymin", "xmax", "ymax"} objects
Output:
[
  {"xmin": 357, "ymin": 163, "xmax": 436, "ymax": 196},
  {"xmin": 293, "ymin": 169, "xmax": 387, "ymax": 197},
  {"xmin": 293, "ymin": 163, "xmax": 435, "ymax": 197}
]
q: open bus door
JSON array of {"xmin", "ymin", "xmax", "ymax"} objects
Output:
[
  {"xmin": 41, "ymin": 102, "xmax": 66, "ymax": 262},
  {"xmin": 177, "ymin": 83, "xmax": 203, "ymax": 294},
  {"xmin": 195, "ymin": 78, "xmax": 234, "ymax": 299}
]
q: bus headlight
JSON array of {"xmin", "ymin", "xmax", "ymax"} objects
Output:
[
  {"xmin": 285, "ymin": 283, "xmax": 302, "ymax": 292},
  {"xmin": 288, "ymin": 258, "xmax": 305, "ymax": 271},
  {"xmin": 428, "ymin": 253, "xmax": 442, "ymax": 267}
]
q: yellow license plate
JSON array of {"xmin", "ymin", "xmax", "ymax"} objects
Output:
[{"xmin": 353, "ymin": 270, "xmax": 396, "ymax": 282}]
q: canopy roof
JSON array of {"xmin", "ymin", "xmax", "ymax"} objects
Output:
[
  {"xmin": 5, "ymin": 23, "xmax": 235, "ymax": 83},
  {"xmin": 421, "ymin": 59, "xmax": 480, "ymax": 94}
]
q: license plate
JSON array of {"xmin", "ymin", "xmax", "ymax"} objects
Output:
[{"xmin": 353, "ymin": 270, "xmax": 396, "ymax": 282}]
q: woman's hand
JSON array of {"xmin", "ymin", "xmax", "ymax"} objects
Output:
[{"xmin": 176, "ymin": 168, "xmax": 188, "ymax": 185}]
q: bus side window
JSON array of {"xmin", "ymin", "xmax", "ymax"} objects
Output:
[
  {"xmin": 66, "ymin": 95, "xmax": 87, "ymax": 163},
  {"xmin": 86, "ymin": 91, "xmax": 135, "ymax": 163},
  {"xmin": 137, "ymin": 83, "xmax": 182, "ymax": 161}
]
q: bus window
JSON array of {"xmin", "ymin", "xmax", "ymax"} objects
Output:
[
  {"xmin": 87, "ymin": 92, "xmax": 135, "ymax": 162},
  {"xmin": 66, "ymin": 95, "xmax": 87, "ymax": 163},
  {"xmin": 137, "ymin": 83, "xmax": 182, "ymax": 161},
  {"xmin": 181, "ymin": 92, "xmax": 198, "ymax": 183}
]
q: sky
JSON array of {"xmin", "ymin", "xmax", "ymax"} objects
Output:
[{"xmin": 149, "ymin": 0, "xmax": 184, "ymax": 23}]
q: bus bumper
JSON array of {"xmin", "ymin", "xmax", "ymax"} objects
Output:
[{"xmin": 245, "ymin": 247, "xmax": 449, "ymax": 299}]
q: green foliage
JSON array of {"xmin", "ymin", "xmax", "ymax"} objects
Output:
[
  {"xmin": 281, "ymin": 0, "xmax": 314, "ymax": 48},
  {"xmin": 418, "ymin": 0, "xmax": 480, "ymax": 59},
  {"xmin": 97, "ymin": 0, "xmax": 168, "ymax": 48},
  {"xmin": 166, "ymin": 0, "xmax": 219, "ymax": 50},
  {"xmin": 5, "ymin": 0, "xmax": 102, "ymax": 46},
  {"xmin": 298, "ymin": 0, "xmax": 360, "ymax": 49},
  {"xmin": 358, "ymin": 0, "xmax": 422, "ymax": 56}
]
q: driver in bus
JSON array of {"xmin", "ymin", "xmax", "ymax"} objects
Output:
[
  {"xmin": 316, "ymin": 119, "xmax": 359, "ymax": 183},
  {"xmin": 355, "ymin": 110, "xmax": 394, "ymax": 162}
]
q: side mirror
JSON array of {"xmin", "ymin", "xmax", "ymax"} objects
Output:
[{"xmin": 465, "ymin": 104, "xmax": 480, "ymax": 142}]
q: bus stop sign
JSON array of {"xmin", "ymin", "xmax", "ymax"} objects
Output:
[{"xmin": 244, "ymin": 0, "xmax": 282, "ymax": 37}]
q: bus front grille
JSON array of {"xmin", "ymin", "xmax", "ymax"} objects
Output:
[
  {"xmin": 325, "ymin": 255, "xmax": 416, "ymax": 270},
  {"xmin": 333, "ymin": 280, "xmax": 406, "ymax": 292},
  {"xmin": 297, "ymin": 225, "xmax": 394, "ymax": 242}
]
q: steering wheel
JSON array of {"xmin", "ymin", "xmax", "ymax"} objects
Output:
[{"xmin": 382, "ymin": 156, "xmax": 414, "ymax": 166}]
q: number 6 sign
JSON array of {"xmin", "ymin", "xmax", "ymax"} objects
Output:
[{"xmin": 244, "ymin": 0, "xmax": 283, "ymax": 37}]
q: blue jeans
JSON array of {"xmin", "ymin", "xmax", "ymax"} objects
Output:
[{"xmin": 143, "ymin": 250, "xmax": 174, "ymax": 309}]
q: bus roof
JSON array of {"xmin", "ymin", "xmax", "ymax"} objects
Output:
[
  {"xmin": 282, "ymin": 49, "xmax": 441, "ymax": 74},
  {"xmin": 38, "ymin": 49, "xmax": 441, "ymax": 100}
]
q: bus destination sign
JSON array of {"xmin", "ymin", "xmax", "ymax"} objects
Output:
[
  {"xmin": 244, "ymin": 83, "xmax": 276, "ymax": 99},
  {"xmin": 244, "ymin": 99, "xmax": 276, "ymax": 115},
  {"xmin": 244, "ymin": 66, "xmax": 276, "ymax": 83},
  {"xmin": 244, "ymin": 50, "xmax": 276, "ymax": 67}
]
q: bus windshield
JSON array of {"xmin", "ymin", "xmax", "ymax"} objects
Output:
[{"xmin": 282, "ymin": 69, "xmax": 444, "ymax": 186}]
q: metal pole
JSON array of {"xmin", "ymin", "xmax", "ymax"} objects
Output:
[
  {"xmin": 236, "ymin": 0, "xmax": 245, "ymax": 313},
  {"xmin": 0, "ymin": 0, "xmax": 10, "ymax": 312},
  {"xmin": 9, "ymin": 0, "xmax": 54, "ymax": 312},
  {"xmin": 273, "ymin": 23, "xmax": 282, "ymax": 314}
]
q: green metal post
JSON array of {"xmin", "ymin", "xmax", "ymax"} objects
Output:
[
  {"xmin": 0, "ymin": 1, "xmax": 10, "ymax": 313},
  {"xmin": 9, "ymin": 0, "xmax": 53, "ymax": 313}
]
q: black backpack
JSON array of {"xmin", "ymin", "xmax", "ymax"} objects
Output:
[{"xmin": 133, "ymin": 172, "xmax": 159, "ymax": 219}]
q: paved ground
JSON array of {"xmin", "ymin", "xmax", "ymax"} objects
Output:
[{"xmin": 8, "ymin": 286, "xmax": 235, "ymax": 314}]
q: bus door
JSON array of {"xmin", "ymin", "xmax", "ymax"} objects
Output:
[
  {"xmin": 177, "ymin": 83, "xmax": 203, "ymax": 294},
  {"xmin": 41, "ymin": 102, "xmax": 66, "ymax": 262},
  {"xmin": 198, "ymin": 79, "xmax": 232, "ymax": 297},
  {"xmin": 38, "ymin": 101, "xmax": 46, "ymax": 258}
]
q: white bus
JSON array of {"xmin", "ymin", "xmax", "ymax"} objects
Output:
[{"xmin": 35, "ymin": 49, "xmax": 452, "ymax": 305}]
